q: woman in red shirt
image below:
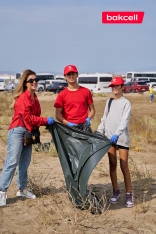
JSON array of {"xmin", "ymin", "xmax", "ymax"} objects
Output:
[
  {"xmin": 0, "ymin": 69, "xmax": 54, "ymax": 206},
  {"xmin": 54, "ymin": 65, "xmax": 95, "ymax": 130}
]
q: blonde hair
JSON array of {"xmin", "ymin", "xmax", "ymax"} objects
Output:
[{"xmin": 10, "ymin": 69, "xmax": 36, "ymax": 109}]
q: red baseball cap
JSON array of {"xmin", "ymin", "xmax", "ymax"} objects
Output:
[
  {"xmin": 64, "ymin": 65, "xmax": 78, "ymax": 75},
  {"xmin": 108, "ymin": 76, "xmax": 124, "ymax": 87}
]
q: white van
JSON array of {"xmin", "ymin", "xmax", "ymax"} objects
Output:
[
  {"xmin": 78, "ymin": 73, "xmax": 113, "ymax": 93},
  {"xmin": 0, "ymin": 77, "xmax": 11, "ymax": 91},
  {"xmin": 54, "ymin": 75, "xmax": 65, "ymax": 81},
  {"xmin": 0, "ymin": 78, "xmax": 5, "ymax": 91},
  {"xmin": 149, "ymin": 82, "xmax": 156, "ymax": 91}
]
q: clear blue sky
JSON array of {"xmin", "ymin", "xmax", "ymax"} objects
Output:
[{"xmin": 0, "ymin": 0, "xmax": 156, "ymax": 74}]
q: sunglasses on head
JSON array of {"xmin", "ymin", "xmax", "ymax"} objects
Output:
[{"xmin": 26, "ymin": 78, "xmax": 39, "ymax": 83}]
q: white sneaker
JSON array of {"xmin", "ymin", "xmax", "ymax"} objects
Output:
[
  {"xmin": 16, "ymin": 189, "xmax": 36, "ymax": 199},
  {"xmin": 0, "ymin": 191, "xmax": 7, "ymax": 206},
  {"xmin": 125, "ymin": 193, "xmax": 134, "ymax": 208}
]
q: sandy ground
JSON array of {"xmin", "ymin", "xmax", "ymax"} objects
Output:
[{"xmin": 0, "ymin": 92, "xmax": 156, "ymax": 234}]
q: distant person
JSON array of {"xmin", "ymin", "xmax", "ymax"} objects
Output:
[
  {"xmin": 54, "ymin": 65, "xmax": 95, "ymax": 132},
  {"xmin": 11, "ymin": 81, "xmax": 14, "ymax": 89},
  {"xmin": 149, "ymin": 85, "xmax": 155, "ymax": 103},
  {"xmin": 11, "ymin": 81, "xmax": 14, "ymax": 93},
  {"xmin": 96, "ymin": 76, "xmax": 134, "ymax": 208},
  {"xmin": 0, "ymin": 69, "xmax": 55, "ymax": 206}
]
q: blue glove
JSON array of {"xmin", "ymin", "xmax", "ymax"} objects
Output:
[
  {"xmin": 110, "ymin": 134, "xmax": 118, "ymax": 144},
  {"xmin": 47, "ymin": 117, "xmax": 55, "ymax": 125},
  {"xmin": 67, "ymin": 122, "xmax": 77, "ymax": 127},
  {"xmin": 86, "ymin": 117, "xmax": 91, "ymax": 126}
]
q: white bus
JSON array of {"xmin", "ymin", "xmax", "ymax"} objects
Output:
[
  {"xmin": 126, "ymin": 72, "xmax": 156, "ymax": 82},
  {"xmin": 15, "ymin": 72, "xmax": 55, "ymax": 81},
  {"xmin": 78, "ymin": 73, "xmax": 113, "ymax": 93}
]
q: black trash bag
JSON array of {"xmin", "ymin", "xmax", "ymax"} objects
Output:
[
  {"xmin": 76, "ymin": 121, "xmax": 93, "ymax": 133},
  {"xmin": 47, "ymin": 122, "xmax": 111, "ymax": 213},
  {"xmin": 94, "ymin": 130, "xmax": 105, "ymax": 137}
]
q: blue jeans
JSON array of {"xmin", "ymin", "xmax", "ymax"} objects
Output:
[
  {"xmin": 150, "ymin": 94, "xmax": 154, "ymax": 102},
  {"xmin": 0, "ymin": 127, "xmax": 32, "ymax": 192}
]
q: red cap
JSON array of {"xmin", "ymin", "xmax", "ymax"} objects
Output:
[
  {"xmin": 64, "ymin": 65, "xmax": 78, "ymax": 75},
  {"xmin": 108, "ymin": 76, "xmax": 124, "ymax": 87}
]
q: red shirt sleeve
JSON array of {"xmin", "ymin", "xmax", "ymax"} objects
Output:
[
  {"xmin": 23, "ymin": 96, "xmax": 48, "ymax": 129},
  {"xmin": 9, "ymin": 90, "xmax": 48, "ymax": 132},
  {"xmin": 54, "ymin": 92, "xmax": 63, "ymax": 108},
  {"xmin": 87, "ymin": 89, "xmax": 93, "ymax": 105}
]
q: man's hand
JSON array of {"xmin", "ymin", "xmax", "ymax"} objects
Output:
[
  {"xmin": 86, "ymin": 117, "xmax": 91, "ymax": 126},
  {"xmin": 67, "ymin": 122, "xmax": 77, "ymax": 127}
]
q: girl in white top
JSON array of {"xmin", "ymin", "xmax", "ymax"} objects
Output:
[{"xmin": 97, "ymin": 76, "xmax": 134, "ymax": 208}]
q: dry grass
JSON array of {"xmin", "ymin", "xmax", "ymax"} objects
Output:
[
  {"xmin": 130, "ymin": 116, "xmax": 156, "ymax": 150},
  {"xmin": 25, "ymin": 157, "xmax": 155, "ymax": 233},
  {"xmin": 129, "ymin": 156, "xmax": 153, "ymax": 215},
  {"xmin": 0, "ymin": 92, "xmax": 13, "ymax": 116},
  {"xmin": 26, "ymin": 171, "xmax": 112, "ymax": 233},
  {"xmin": 33, "ymin": 142, "xmax": 58, "ymax": 157},
  {"xmin": 32, "ymin": 194, "xmax": 110, "ymax": 234},
  {"xmin": 0, "ymin": 93, "xmax": 14, "ymax": 143}
]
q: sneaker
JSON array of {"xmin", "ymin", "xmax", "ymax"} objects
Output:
[
  {"xmin": 16, "ymin": 189, "xmax": 36, "ymax": 199},
  {"xmin": 125, "ymin": 193, "xmax": 134, "ymax": 208},
  {"xmin": 109, "ymin": 190, "xmax": 120, "ymax": 204},
  {"xmin": 0, "ymin": 191, "xmax": 7, "ymax": 206}
]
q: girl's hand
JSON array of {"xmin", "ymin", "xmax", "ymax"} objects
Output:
[{"xmin": 110, "ymin": 134, "xmax": 118, "ymax": 144}]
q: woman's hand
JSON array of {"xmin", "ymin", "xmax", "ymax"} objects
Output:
[{"xmin": 47, "ymin": 117, "xmax": 55, "ymax": 125}]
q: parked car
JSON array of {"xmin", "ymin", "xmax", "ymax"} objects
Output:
[
  {"xmin": 38, "ymin": 80, "xmax": 53, "ymax": 90},
  {"xmin": 36, "ymin": 83, "xmax": 45, "ymax": 92},
  {"xmin": 148, "ymin": 82, "xmax": 156, "ymax": 92},
  {"xmin": 36, "ymin": 80, "xmax": 53, "ymax": 92},
  {"xmin": 5, "ymin": 83, "xmax": 18, "ymax": 92},
  {"xmin": 123, "ymin": 81, "xmax": 149, "ymax": 93},
  {"xmin": 46, "ymin": 82, "xmax": 68, "ymax": 93}
]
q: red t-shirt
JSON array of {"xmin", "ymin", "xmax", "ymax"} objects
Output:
[
  {"xmin": 54, "ymin": 86, "xmax": 93, "ymax": 124},
  {"xmin": 9, "ymin": 89, "xmax": 48, "ymax": 132}
]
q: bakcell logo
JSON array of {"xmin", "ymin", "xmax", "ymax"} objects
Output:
[{"xmin": 102, "ymin": 12, "xmax": 144, "ymax": 24}]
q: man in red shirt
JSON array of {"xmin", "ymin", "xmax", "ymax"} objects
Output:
[{"xmin": 54, "ymin": 65, "xmax": 95, "ymax": 128}]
